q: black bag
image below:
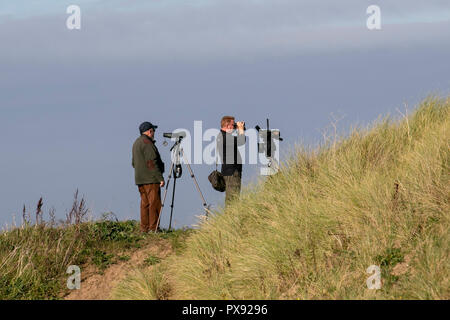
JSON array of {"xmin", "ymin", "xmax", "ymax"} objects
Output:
[{"xmin": 208, "ymin": 170, "xmax": 226, "ymax": 192}]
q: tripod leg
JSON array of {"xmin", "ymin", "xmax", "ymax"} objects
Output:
[
  {"xmin": 181, "ymin": 150, "xmax": 212, "ymax": 216},
  {"xmin": 168, "ymin": 176, "xmax": 177, "ymax": 231},
  {"xmin": 155, "ymin": 160, "xmax": 175, "ymax": 232}
]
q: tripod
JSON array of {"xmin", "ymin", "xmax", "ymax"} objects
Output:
[{"xmin": 155, "ymin": 136, "xmax": 211, "ymax": 232}]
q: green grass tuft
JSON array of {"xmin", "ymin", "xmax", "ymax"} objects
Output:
[{"xmin": 0, "ymin": 219, "xmax": 164, "ymax": 299}]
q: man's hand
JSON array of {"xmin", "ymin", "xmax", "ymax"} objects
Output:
[
  {"xmin": 160, "ymin": 180, "xmax": 165, "ymax": 188},
  {"xmin": 236, "ymin": 121, "xmax": 245, "ymax": 134}
]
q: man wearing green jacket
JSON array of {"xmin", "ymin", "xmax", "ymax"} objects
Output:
[{"xmin": 132, "ymin": 122, "xmax": 165, "ymax": 232}]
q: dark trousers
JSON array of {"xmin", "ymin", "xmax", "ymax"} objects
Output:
[
  {"xmin": 224, "ymin": 171, "xmax": 241, "ymax": 206},
  {"xmin": 138, "ymin": 184, "xmax": 162, "ymax": 232}
]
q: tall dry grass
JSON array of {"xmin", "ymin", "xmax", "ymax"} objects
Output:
[{"xmin": 0, "ymin": 191, "xmax": 91, "ymax": 299}]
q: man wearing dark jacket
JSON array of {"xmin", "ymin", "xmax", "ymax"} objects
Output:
[
  {"xmin": 132, "ymin": 122, "xmax": 165, "ymax": 232},
  {"xmin": 217, "ymin": 116, "xmax": 246, "ymax": 205}
]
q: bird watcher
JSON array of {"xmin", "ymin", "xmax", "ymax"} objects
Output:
[
  {"xmin": 132, "ymin": 122, "xmax": 165, "ymax": 232},
  {"xmin": 217, "ymin": 116, "xmax": 246, "ymax": 205}
]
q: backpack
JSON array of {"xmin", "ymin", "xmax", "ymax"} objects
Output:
[{"xmin": 208, "ymin": 170, "xmax": 226, "ymax": 192}]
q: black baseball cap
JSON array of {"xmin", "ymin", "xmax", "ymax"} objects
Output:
[{"xmin": 139, "ymin": 121, "xmax": 158, "ymax": 134}]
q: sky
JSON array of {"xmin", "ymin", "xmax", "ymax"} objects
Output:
[{"xmin": 0, "ymin": 0, "xmax": 449, "ymax": 229}]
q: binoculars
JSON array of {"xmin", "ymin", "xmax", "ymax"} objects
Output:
[{"xmin": 233, "ymin": 121, "xmax": 246, "ymax": 131}]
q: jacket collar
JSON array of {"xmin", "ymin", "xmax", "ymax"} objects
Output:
[{"xmin": 141, "ymin": 134, "xmax": 155, "ymax": 143}]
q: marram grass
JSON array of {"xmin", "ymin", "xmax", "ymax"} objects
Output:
[{"xmin": 114, "ymin": 96, "xmax": 449, "ymax": 300}]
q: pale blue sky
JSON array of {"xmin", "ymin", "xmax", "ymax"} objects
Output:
[
  {"xmin": 0, "ymin": 1, "xmax": 449, "ymax": 229},
  {"xmin": 2, "ymin": 0, "xmax": 450, "ymax": 24}
]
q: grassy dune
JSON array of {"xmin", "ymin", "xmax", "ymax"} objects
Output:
[{"xmin": 115, "ymin": 96, "xmax": 449, "ymax": 300}]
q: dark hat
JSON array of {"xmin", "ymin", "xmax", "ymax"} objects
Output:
[{"xmin": 139, "ymin": 121, "xmax": 158, "ymax": 134}]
